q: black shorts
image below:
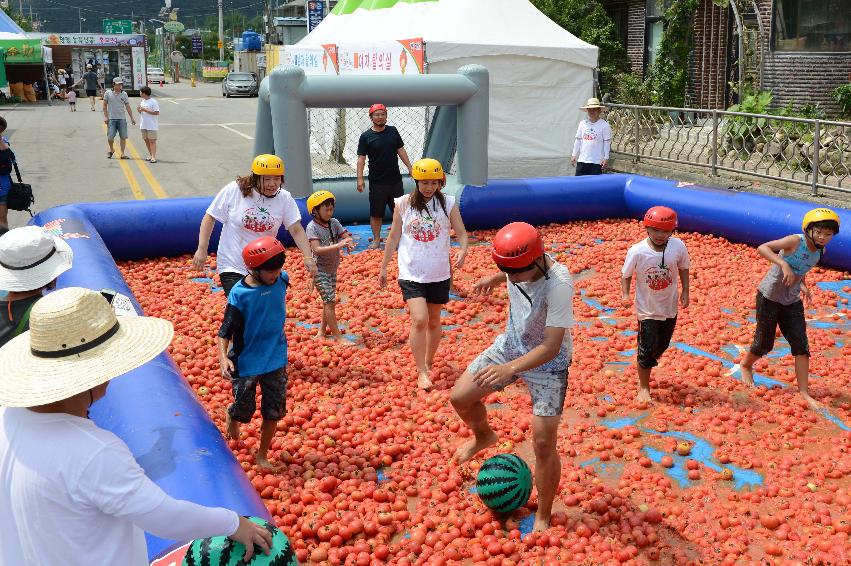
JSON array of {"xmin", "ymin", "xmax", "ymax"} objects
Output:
[
  {"xmin": 368, "ymin": 179, "xmax": 404, "ymax": 218},
  {"xmin": 750, "ymin": 291, "xmax": 809, "ymax": 357},
  {"xmin": 228, "ymin": 366, "xmax": 288, "ymax": 423},
  {"xmin": 219, "ymin": 272, "xmax": 243, "ymax": 297},
  {"xmin": 86, "ymin": 89, "xmax": 96, "ymax": 97},
  {"xmin": 637, "ymin": 317, "xmax": 677, "ymax": 369},
  {"xmin": 398, "ymin": 278, "xmax": 451, "ymax": 304},
  {"xmin": 575, "ymin": 162, "xmax": 603, "ymax": 176}
]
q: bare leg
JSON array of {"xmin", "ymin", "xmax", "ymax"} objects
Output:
[
  {"xmin": 407, "ymin": 297, "xmax": 432, "ymax": 389},
  {"xmin": 107, "ymin": 137, "xmax": 115, "ymax": 155},
  {"xmin": 324, "ymin": 302, "xmax": 352, "ymax": 345},
  {"xmin": 315, "ymin": 301, "xmax": 328, "ymax": 339},
  {"xmin": 224, "ymin": 412, "xmax": 240, "ymax": 440},
  {"xmin": 531, "ymin": 415, "xmax": 561, "ymax": 532},
  {"xmin": 149, "ymin": 139, "xmax": 157, "ymax": 160},
  {"xmin": 255, "ymin": 419, "xmax": 282, "ymax": 472},
  {"xmin": 794, "ymin": 354, "xmax": 820, "ymax": 410},
  {"xmin": 636, "ymin": 366, "xmax": 652, "ymax": 403},
  {"xmin": 119, "ymin": 137, "xmax": 127, "ymax": 157},
  {"xmin": 425, "ymin": 302, "xmax": 443, "ymax": 372},
  {"xmin": 450, "ymin": 369, "xmax": 498, "ymax": 463},
  {"xmin": 0, "ymin": 204, "xmax": 8, "ymax": 232},
  {"xmin": 368, "ymin": 216, "xmax": 382, "ymax": 248},
  {"xmin": 739, "ymin": 351, "xmax": 758, "ymax": 387}
]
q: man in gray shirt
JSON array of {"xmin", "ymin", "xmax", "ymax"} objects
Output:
[
  {"xmin": 81, "ymin": 64, "xmax": 99, "ymax": 111},
  {"xmin": 102, "ymin": 78, "xmax": 135, "ymax": 159}
]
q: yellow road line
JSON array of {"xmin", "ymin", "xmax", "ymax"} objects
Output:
[
  {"xmin": 101, "ymin": 123, "xmax": 145, "ymax": 200},
  {"xmin": 125, "ymin": 139, "xmax": 169, "ymax": 199}
]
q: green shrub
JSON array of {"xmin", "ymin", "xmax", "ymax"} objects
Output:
[{"xmin": 832, "ymin": 84, "xmax": 851, "ymax": 118}]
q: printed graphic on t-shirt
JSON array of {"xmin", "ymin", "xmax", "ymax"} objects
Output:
[
  {"xmin": 644, "ymin": 264, "xmax": 673, "ymax": 291},
  {"xmin": 582, "ymin": 127, "xmax": 599, "ymax": 142},
  {"xmin": 242, "ymin": 205, "xmax": 275, "ymax": 232},
  {"xmin": 407, "ymin": 212, "xmax": 440, "ymax": 243}
]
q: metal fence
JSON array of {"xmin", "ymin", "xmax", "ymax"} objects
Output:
[
  {"xmin": 306, "ymin": 106, "xmax": 438, "ymax": 179},
  {"xmin": 607, "ymin": 103, "xmax": 851, "ymax": 195}
]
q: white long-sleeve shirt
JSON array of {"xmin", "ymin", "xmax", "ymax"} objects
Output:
[
  {"xmin": 0, "ymin": 407, "xmax": 239, "ymax": 566},
  {"xmin": 572, "ymin": 118, "xmax": 612, "ymax": 164}
]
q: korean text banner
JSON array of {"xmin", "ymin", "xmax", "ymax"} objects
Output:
[
  {"xmin": 337, "ymin": 38, "xmax": 424, "ymax": 75},
  {"xmin": 0, "ymin": 39, "xmax": 43, "ymax": 64},
  {"xmin": 284, "ymin": 45, "xmax": 338, "ymax": 75}
]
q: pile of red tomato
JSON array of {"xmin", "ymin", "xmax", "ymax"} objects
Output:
[{"xmin": 119, "ymin": 219, "xmax": 851, "ymax": 565}]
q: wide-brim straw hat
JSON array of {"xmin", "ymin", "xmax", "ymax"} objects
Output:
[
  {"xmin": 0, "ymin": 287, "xmax": 173, "ymax": 407},
  {"xmin": 0, "ymin": 226, "xmax": 74, "ymax": 292},
  {"xmin": 581, "ymin": 97, "xmax": 605, "ymax": 110}
]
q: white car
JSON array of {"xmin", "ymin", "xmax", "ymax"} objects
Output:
[{"xmin": 146, "ymin": 67, "xmax": 165, "ymax": 85}]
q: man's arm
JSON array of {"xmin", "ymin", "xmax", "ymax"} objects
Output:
[
  {"xmin": 397, "ymin": 147, "xmax": 412, "ymax": 173},
  {"xmin": 356, "ymin": 155, "xmax": 366, "ymax": 192},
  {"xmin": 473, "ymin": 327, "xmax": 566, "ymax": 389},
  {"xmin": 124, "ymin": 101, "xmax": 136, "ymax": 124}
]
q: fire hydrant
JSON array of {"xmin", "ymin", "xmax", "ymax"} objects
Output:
[{"xmin": 191, "ymin": 75, "xmax": 196, "ymax": 88}]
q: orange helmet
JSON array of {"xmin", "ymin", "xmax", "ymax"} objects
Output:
[
  {"xmin": 242, "ymin": 236, "xmax": 285, "ymax": 270},
  {"xmin": 491, "ymin": 222, "xmax": 545, "ymax": 269},
  {"xmin": 369, "ymin": 103, "xmax": 387, "ymax": 115},
  {"xmin": 643, "ymin": 206, "xmax": 677, "ymax": 231}
]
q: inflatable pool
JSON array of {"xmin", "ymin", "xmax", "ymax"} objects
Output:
[{"xmin": 31, "ymin": 173, "xmax": 851, "ymax": 561}]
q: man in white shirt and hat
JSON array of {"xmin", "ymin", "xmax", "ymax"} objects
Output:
[{"xmin": 0, "ymin": 287, "xmax": 273, "ymax": 565}]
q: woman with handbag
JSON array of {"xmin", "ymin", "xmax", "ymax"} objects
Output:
[{"xmin": 0, "ymin": 117, "xmax": 15, "ymax": 232}]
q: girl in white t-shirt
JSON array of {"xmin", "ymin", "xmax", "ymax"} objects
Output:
[
  {"xmin": 571, "ymin": 97, "xmax": 612, "ymax": 176},
  {"xmin": 192, "ymin": 154, "xmax": 317, "ymax": 296},
  {"xmin": 380, "ymin": 158, "xmax": 468, "ymax": 390}
]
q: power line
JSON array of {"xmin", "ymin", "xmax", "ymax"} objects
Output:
[{"xmin": 33, "ymin": 0, "xmax": 265, "ymax": 20}]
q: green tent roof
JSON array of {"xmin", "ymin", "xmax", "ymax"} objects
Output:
[{"xmin": 332, "ymin": 0, "xmax": 438, "ymax": 16}]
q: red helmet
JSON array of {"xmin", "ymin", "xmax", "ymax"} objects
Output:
[
  {"xmin": 491, "ymin": 222, "xmax": 545, "ymax": 269},
  {"xmin": 369, "ymin": 103, "xmax": 387, "ymax": 115},
  {"xmin": 242, "ymin": 236, "xmax": 285, "ymax": 269},
  {"xmin": 643, "ymin": 206, "xmax": 678, "ymax": 231}
]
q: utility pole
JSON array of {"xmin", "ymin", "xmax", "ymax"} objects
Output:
[{"xmin": 218, "ymin": 0, "xmax": 224, "ymax": 61}]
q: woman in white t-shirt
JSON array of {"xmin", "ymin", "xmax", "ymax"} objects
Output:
[
  {"xmin": 570, "ymin": 97, "xmax": 612, "ymax": 176},
  {"xmin": 380, "ymin": 158, "xmax": 468, "ymax": 390},
  {"xmin": 192, "ymin": 154, "xmax": 317, "ymax": 296}
]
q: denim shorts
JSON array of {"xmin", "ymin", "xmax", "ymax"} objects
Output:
[{"xmin": 107, "ymin": 118, "xmax": 128, "ymax": 140}]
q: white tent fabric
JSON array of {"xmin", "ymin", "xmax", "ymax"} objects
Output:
[{"xmin": 298, "ymin": 0, "xmax": 598, "ymax": 178}]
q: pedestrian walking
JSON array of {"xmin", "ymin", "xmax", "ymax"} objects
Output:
[
  {"xmin": 571, "ymin": 97, "xmax": 612, "ymax": 176},
  {"xmin": 103, "ymin": 78, "xmax": 136, "ymax": 160},
  {"xmin": 137, "ymin": 86, "xmax": 160, "ymax": 162},
  {"xmin": 81, "ymin": 64, "xmax": 99, "ymax": 111},
  {"xmin": 0, "ymin": 117, "xmax": 14, "ymax": 233}
]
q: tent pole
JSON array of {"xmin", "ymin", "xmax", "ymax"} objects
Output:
[{"xmin": 43, "ymin": 57, "xmax": 50, "ymax": 107}]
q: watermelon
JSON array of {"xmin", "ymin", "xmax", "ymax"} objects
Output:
[
  {"xmin": 182, "ymin": 516, "xmax": 298, "ymax": 566},
  {"xmin": 476, "ymin": 453, "xmax": 533, "ymax": 513}
]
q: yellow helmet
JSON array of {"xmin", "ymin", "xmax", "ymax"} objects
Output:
[
  {"xmin": 252, "ymin": 154, "xmax": 284, "ymax": 176},
  {"xmin": 411, "ymin": 158, "xmax": 445, "ymax": 181},
  {"xmin": 802, "ymin": 208, "xmax": 840, "ymax": 233},
  {"xmin": 307, "ymin": 190, "xmax": 335, "ymax": 214}
]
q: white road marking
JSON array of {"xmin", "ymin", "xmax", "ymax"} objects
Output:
[{"xmin": 217, "ymin": 124, "xmax": 254, "ymax": 140}]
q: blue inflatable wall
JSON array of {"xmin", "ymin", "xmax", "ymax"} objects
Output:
[{"xmin": 30, "ymin": 174, "xmax": 851, "ymax": 561}]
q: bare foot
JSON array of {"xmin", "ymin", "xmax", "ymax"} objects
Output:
[
  {"xmin": 418, "ymin": 371, "xmax": 434, "ymax": 391},
  {"xmin": 255, "ymin": 454, "xmax": 283, "ymax": 473},
  {"xmin": 532, "ymin": 514, "xmax": 550, "ymax": 532},
  {"xmin": 454, "ymin": 430, "xmax": 498, "ymax": 464},
  {"xmin": 225, "ymin": 414, "xmax": 239, "ymax": 440},
  {"xmin": 740, "ymin": 365, "xmax": 755, "ymax": 387},
  {"xmin": 333, "ymin": 335, "xmax": 356, "ymax": 347},
  {"xmin": 367, "ymin": 241, "xmax": 380, "ymax": 250},
  {"xmin": 802, "ymin": 394, "xmax": 822, "ymax": 412},
  {"xmin": 636, "ymin": 388, "xmax": 652, "ymax": 404},
  {"xmin": 314, "ymin": 331, "xmax": 325, "ymax": 340}
]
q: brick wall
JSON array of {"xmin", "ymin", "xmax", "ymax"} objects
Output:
[
  {"xmin": 688, "ymin": 0, "xmax": 728, "ymax": 109},
  {"xmin": 603, "ymin": 0, "xmax": 646, "ymax": 76}
]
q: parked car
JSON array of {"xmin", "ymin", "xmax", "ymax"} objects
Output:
[
  {"xmin": 222, "ymin": 72, "xmax": 258, "ymax": 98},
  {"xmin": 147, "ymin": 67, "xmax": 165, "ymax": 85}
]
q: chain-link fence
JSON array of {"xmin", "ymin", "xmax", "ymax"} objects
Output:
[
  {"xmin": 607, "ymin": 103, "xmax": 851, "ymax": 195},
  {"xmin": 307, "ymin": 106, "xmax": 438, "ymax": 179}
]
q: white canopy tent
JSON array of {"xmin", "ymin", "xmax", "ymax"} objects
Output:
[{"xmin": 298, "ymin": 0, "xmax": 598, "ymax": 178}]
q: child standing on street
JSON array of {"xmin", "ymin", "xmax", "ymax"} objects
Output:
[
  {"xmin": 217, "ymin": 236, "xmax": 290, "ymax": 472},
  {"xmin": 621, "ymin": 206, "xmax": 691, "ymax": 403},
  {"xmin": 739, "ymin": 208, "xmax": 839, "ymax": 410},
  {"xmin": 571, "ymin": 97, "xmax": 612, "ymax": 176},
  {"xmin": 450, "ymin": 222, "xmax": 575, "ymax": 532},
  {"xmin": 306, "ymin": 190, "xmax": 355, "ymax": 344},
  {"xmin": 66, "ymin": 88, "xmax": 77, "ymax": 111}
]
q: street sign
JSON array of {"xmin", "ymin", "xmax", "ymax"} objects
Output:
[
  {"xmin": 307, "ymin": 1, "xmax": 325, "ymax": 32},
  {"xmin": 217, "ymin": 40, "xmax": 223, "ymax": 49},
  {"xmin": 163, "ymin": 21, "xmax": 185, "ymax": 34},
  {"xmin": 170, "ymin": 50, "xmax": 185, "ymax": 63},
  {"xmin": 102, "ymin": 19, "xmax": 133, "ymax": 34},
  {"xmin": 191, "ymin": 35, "xmax": 203, "ymax": 55}
]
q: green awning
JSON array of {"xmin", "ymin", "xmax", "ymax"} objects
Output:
[{"xmin": 332, "ymin": 0, "xmax": 437, "ymax": 15}]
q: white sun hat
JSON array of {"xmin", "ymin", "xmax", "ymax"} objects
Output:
[
  {"xmin": 581, "ymin": 97, "xmax": 605, "ymax": 110},
  {"xmin": 0, "ymin": 287, "xmax": 173, "ymax": 407},
  {"xmin": 0, "ymin": 226, "xmax": 74, "ymax": 292}
]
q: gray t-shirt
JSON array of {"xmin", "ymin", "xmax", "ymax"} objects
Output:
[
  {"xmin": 493, "ymin": 256, "xmax": 575, "ymax": 374},
  {"xmin": 306, "ymin": 218, "xmax": 348, "ymax": 273},
  {"xmin": 83, "ymin": 71, "xmax": 98, "ymax": 90},
  {"xmin": 103, "ymin": 89, "xmax": 129, "ymax": 120}
]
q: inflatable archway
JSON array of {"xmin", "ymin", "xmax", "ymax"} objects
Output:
[{"xmin": 31, "ymin": 173, "xmax": 851, "ymax": 561}]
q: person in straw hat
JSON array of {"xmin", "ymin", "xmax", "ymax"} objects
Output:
[
  {"xmin": 0, "ymin": 287, "xmax": 273, "ymax": 565},
  {"xmin": 571, "ymin": 97, "xmax": 612, "ymax": 176},
  {"xmin": 0, "ymin": 226, "xmax": 73, "ymax": 348}
]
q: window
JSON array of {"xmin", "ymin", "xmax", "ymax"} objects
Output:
[
  {"xmin": 773, "ymin": 0, "xmax": 850, "ymax": 52},
  {"xmin": 645, "ymin": 0, "xmax": 672, "ymax": 69}
]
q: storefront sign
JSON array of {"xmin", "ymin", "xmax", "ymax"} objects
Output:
[
  {"xmin": 132, "ymin": 46, "xmax": 146, "ymax": 90},
  {"xmin": 202, "ymin": 66, "xmax": 228, "ymax": 78},
  {"xmin": 44, "ymin": 34, "xmax": 146, "ymax": 47},
  {"xmin": 191, "ymin": 35, "xmax": 203, "ymax": 55},
  {"xmin": 307, "ymin": 1, "xmax": 326, "ymax": 32},
  {"xmin": 284, "ymin": 45, "xmax": 337, "ymax": 75},
  {"xmin": 0, "ymin": 39, "xmax": 43, "ymax": 63},
  {"xmin": 102, "ymin": 19, "xmax": 133, "ymax": 34},
  {"xmin": 337, "ymin": 38, "xmax": 424, "ymax": 75}
]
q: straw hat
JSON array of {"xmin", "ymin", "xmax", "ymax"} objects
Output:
[
  {"xmin": 0, "ymin": 226, "xmax": 73, "ymax": 292},
  {"xmin": 581, "ymin": 97, "xmax": 605, "ymax": 110},
  {"xmin": 0, "ymin": 287, "xmax": 173, "ymax": 407}
]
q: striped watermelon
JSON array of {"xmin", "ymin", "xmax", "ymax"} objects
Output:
[
  {"xmin": 182, "ymin": 516, "xmax": 298, "ymax": 566},
  {"xmin": 476, "ymin": 454, "xmax": 533, "ymax": 513}
]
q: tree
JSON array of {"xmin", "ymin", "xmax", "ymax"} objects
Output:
[
  {"xmin": 532, "ymin": 0, "xmax": 630, "ymax": 94},
  {"xmin": 2, "ymin": 5, "xmax": 33, "ymax": 32}
]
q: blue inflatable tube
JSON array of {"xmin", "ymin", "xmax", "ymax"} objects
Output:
[{"xmin": 29, "ymin": 174, "xmax": 851, "ymax": 562}]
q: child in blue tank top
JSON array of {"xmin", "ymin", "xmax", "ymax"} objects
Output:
[{"xmin": 740, "ymin": 208, "xmax": 840, "ymax": 411}]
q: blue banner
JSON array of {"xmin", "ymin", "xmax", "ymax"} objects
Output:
[
  {"xmin": 191, "ymin": 35, "xmax": 202, "ymax": 55},
  {"xmin": 307, "ymin": 1, "xmax": 325, "ymax": 32}
]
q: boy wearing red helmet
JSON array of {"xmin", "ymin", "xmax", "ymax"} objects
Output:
[
  {"xmin": 450, "ymin": 222, "xmax": 574, "ymax": 532},
  {"xmin": 621, "ymin": 206, "xmax": 691, "ymax": 403},
  {"xmin": 217, "ymin": 236, "xmax": 290, "ymax": 471}
]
